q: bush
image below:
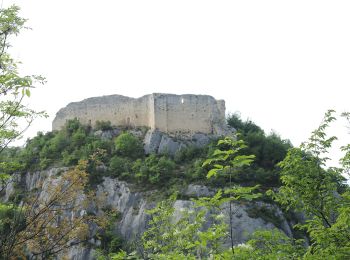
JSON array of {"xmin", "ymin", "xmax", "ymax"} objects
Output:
[
  {"xmin": 64, "ymin": 118, "xmax": 82, "ymax": 136},
  {"xmin": 109, "ymin": 156, "xmax": 132, "ymax": 177},
  {"xmin": 174, "ymin": 146, "xmax": 207, "ymax": 163},
  {"xmin": 114, "ymin": 133, "xmax": 144, "ymax": 159},
  {"xmin": 95, "ymin": 120, "xmax": 113, "ymax": 131},
  {"xmin": 132, "ymin": 154, "xmax": 175, "ymax": 184},
  {"xmin": 185, "ymin": 158, "xmax": 206, "ymax": 181},
  {"xmin": 226, "ymin": 113, "xmax": 292, "ymax": 187}
]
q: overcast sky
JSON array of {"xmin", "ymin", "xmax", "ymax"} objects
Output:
[{"xmin": 5, "ymin": 0, "xmax": 350, "ymax": 167}]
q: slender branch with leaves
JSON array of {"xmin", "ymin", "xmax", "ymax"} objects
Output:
[{"xmin": 202, "ymin": 137, "xmax": 260, "ymax": 254}]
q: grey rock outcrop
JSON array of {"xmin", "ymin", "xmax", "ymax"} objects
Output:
[
  {"xmin": 192, "ymin": 133, "xmax": 211, "ymax": 147},
  {"xmin": 96, "ymin": 178, "xmax": 150, "ymax": 240},
  {"xmin": 158, "ymin": 135, "xmax": 182, "ymax": 155},
  {"xmin": 143, "ymin": 129, "xmax": 163, "ymax": 154},
  {"xmin": 93, "ymin": 178, "xmax": 294, "ymax": 247},
  {"xmin": 2, "ymin": 169, "xmax": 294, "ymax": 260},
  {"xmin": 184, "ymin": 184, "xmax": 214, "ymax": 198},
  {"xmin": 94, "ymin": 129, "xmax": 120, "ymax": 140},
  {"xmin": 142, "ymin": 129, "xmax": 216, "ymax": 157}
]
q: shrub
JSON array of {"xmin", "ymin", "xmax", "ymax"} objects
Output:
[
  {"xmin": 226, "ymin": 113, "xmax": 292, "ymax": 187},
  {"xmin": 114, "ymin": 133, "xmax": 144, "ymax": 158},
  {"xmin": 132, "ymin": 154, "xmax": 175, "ymax": 184},
  {"xmin": 64, "ymin": 118, "xmax": 82, "ymax": 136},
  {"xmin": 185, "ymin": 158, "xmax": 206, "ymax": 181},
  {"xmin": 109, "ymin": 156, "xmax": 132, "ymax": 177},
  {"xmin": 95, "ymin": 120, "xmax": 113, "ymax": 131},
  {"xmin": 174, "ymin": 145, "xmax": 206, "ymax": 163}
]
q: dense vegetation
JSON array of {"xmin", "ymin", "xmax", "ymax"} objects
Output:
[
  {"xmin": 0, "ymin": 115, "xmax": 291, "ymax": 193},
  {"xmin": 227, "ymin": 113, "xmax": 292, "ymax": 187}
]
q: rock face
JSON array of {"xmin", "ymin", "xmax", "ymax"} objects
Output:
[
  {"xmin": 142, "ymin": 129, "xmax": 216, "ymax": 156},
  {"xmin": 2, "ymin": 171, "xmax": 294, "ymax": 260},
  {"xmin": 95, "ymin": 179, "xmax": 293, "ymax": 246},
  {"xmin": 143, "ymin": 129, "xmax": 163, "ymax": 154},
  {"xmin": 92, "ymin": 127, "xmax": 217, "ymax": 157},
  {"xmin": 52, "ymin": 93, "xmax": 230, "ymax": 136},
  {"xmin": 184, "ymin": 184, "xmax": 214, "ymax": 198},
  {"xmin": 96, "ymin": 178, "xmax": 150, "ymax": 241}
]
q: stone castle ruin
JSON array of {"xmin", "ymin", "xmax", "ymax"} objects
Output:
[{"xmin": 53, "ymin": 93, "xmax": 229, "ymax": 136}]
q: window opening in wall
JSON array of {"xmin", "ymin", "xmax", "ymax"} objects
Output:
[{"xmin": 181, "ymin": 98, "xmax": 184, "ymax": 104}]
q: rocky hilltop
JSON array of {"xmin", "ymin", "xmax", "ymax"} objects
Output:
[{"xmin": 1, "ymin": 96, "xmax": 301, "ymax": 259}]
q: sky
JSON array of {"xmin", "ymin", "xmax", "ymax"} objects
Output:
[{"xmin": 4, "ymin": 0, "xmax": 350, "ymax": 167}]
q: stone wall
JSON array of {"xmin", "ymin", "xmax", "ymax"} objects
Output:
[{"xmin": 52, "ymin": 93, "xmax": 227, "ymax": 135}]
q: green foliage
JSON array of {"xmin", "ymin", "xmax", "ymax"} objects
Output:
[
  {"xmin": 95, "ymin": 120, "xmax": 113, "ymax": 131},
  {"xmin": 0, "ymin": 5, "xmax": 46, "ymax": 153},
  {"xmin": 140, "ymin": 193, "xmax": 228, "ymax": 259},
  {"xmin": 227, "ymin": 113, "xmax": 292, "ymax": 187},
  {"xmin": 0, "ymin": 204, "xmax": 25, "ymax": 245},
  {"xmin": 2, "ymin": 119, "xmax": 114, "ymax": 173},
  {"xmin": 227, "ymin": 113, "xmax": 264, "ymax": 134},
  {"xmin": 109, "ymin": 156, "xmax": 132, "ymax": 178},
  {"xmin": 114, "ymin": 133, "xmax": 143, "ymax": 159},
  {"xmin": 0, "ymin": 4, "xmax": 46, "ymax": 205},
  {"xmin": 234, "ymin": 229, "xmax": 306, "ymax": 260},
  {"xmin": 96, "ymin": 211, "xmax": 124, "ymax": 256},
  {"xmin": 113, "ymin": 138, "xmax": 262, "ymax": 259},
  {"xmin": 184, "ymin": 158, "xmax": 207, "ymax": 182},
  {"xmin": 174, "ymin": 145, "xmax": 208, "ymax": 163},
  {"xmin": 0, "ymin": 5, "xmax": 47, "ymax": 257},
  {"xmin": 132, "ymin": 154, "xmax": 175, "ymax": 184},
  {"xmin": 203, "ymin": 136, "xmax": 261, "ymax": 254},
  {"xmin": 203, "ymin": 137, "xmax": 255, "ymax": 178},
  {"xmin": 269, "ymin": 110, "xmax": 350, "ymax": 259}
]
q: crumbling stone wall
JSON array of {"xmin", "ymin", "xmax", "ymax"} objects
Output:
[{"xmin": 52, "ymin": 93, "xmax": 227, "ymax": 135}]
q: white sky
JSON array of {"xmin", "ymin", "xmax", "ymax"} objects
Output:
[{"xmin": 4, "ymin": 0, "xmax": 350, "ymax": 167}]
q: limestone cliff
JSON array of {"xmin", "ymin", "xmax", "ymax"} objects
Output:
[{"xmin": 3, "ymin": 168, "xmax": 294, "ymax": 260}]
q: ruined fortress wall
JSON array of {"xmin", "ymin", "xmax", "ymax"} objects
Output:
[
  {"xmin": 52, "ymin": 95, "xmax": 152, "ymax": 130},
  {"xmin": 153, "ymin": 94, "xmax": 225, "ymax": 134},
  {"xmin": 52, "ymin": 93, "xmax": 226, "ymax": 135}
]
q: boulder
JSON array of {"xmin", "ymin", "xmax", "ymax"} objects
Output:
[
  {"xmin": 94, "ymin": 129, "xmax": 120, "ymax": 140},
  {"xmin": 192, "ymin": 133, "xmax": 211, "ymax": 147},
  {"xmin": 183, "ymin": 184, "xmax": 214, "ymax": 198},
  {"xmin": 144, "ymin": 130, "xmax": 163, "ymax": 154},
  {"xmin": 158, "ymin": 135, "xmax": 181, "ymax": 156}
]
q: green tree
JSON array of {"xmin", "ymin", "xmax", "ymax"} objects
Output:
[
  {"xmin": 132, "ymin": 154, "xmax": 175, "ymax": 184},
  {"xmin": 0, "ymin": 5, "xmax": 46, "ymax": 153},
  {"xmin": 0, "ymin": 2, "xmax": 45, "ymax": 205},
  {"xmin": 233, "ymin": 229, "xmax": 305, "ymax": 260},
  {"xmin": 227, "ymin": 113, "xmax": 292, "ymax": 187},
  {"xmin": 269, "ymin": 110, "xmax": 350, "ymax": 259},
  {"xmin": 109, "ymin": 155, "xmax": 132, "ymax": 178},
  {"xmin": 203, "ymin": 137, "xmax": 260, "ymax": 254},
  {"xmin": 0, "ymin": 4, "xmax": 46, "ymax": 193},
  {"xmin": 114, "ymin": 132, "xmax": 143, "ymax": 159},
  {"xmin": 0, "ymin": 160, "xmax": 103, "ymax": 259},
  {"xmin": 140, "ymin": 193, "xmax": 229, "ymax": 259}
]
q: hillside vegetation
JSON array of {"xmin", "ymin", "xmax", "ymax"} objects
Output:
[{"xmin": 1, "ymin": 114, "xmax": 291, "ymax": 191}]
